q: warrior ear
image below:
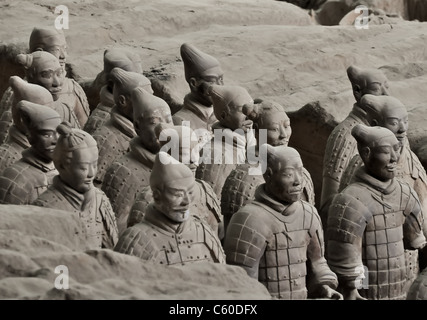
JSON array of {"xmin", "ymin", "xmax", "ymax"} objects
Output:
[
  {"xmin": 152, "ymin": 188, "xmax": 162, "ymax": 202},
  {"xmin": 359, "ymin": 146, "xmax": 371, "ymax": 163},
  {"xmin": 263, "ymin": 167, "xmax": 273, "ymax": 184},
  {"xmin": 189, "ymin": 77, "xmax": 198, "ymax": 90}
]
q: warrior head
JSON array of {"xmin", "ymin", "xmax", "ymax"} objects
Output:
[
  {"xmin": 16, "ymin": 51, "xmax": 65, "ymax": 101},
  {"xmin": 131, "ymin": 87, "xmax": 172, "ymax": 153},
  {"xmin": 110, "ymin": 67, "xmax": 152, "ymax": 121},
  {"xmin": 180, "ymin": 43, "xmax": 224, "ymax": 107},
  {"xmin": 243, "ymin": 100, "xmax": 291, "ymax": 147},
  {"xmin": 53, "ymin": 122, "xmax": 98, "ymax": 193},
  {"xmin": 261, "ymin": 144, "xmax": 304, "ymax": 204},
  {"xmin": 150, "ymin": 151, "xmax": 196, "ymax": 223},
  {"xmin": 29, "ymin": 26, "xmax": 68, "ymax": 68},
  {"xmin": 155, "ymin": 123, "xmax": 200, "ymax": 174},
  {"xmin": 17, "ymin": 100, "xmax": 61, "ymax": 162},
  {"xmin": 209, "ymin": 84, "xmax": 254, "ymax": 132},
  {"xmin": 347, "ymin": 65, "xmax": 389, "ymax": 104},
  {"xmin": 360, "ymin": 94, "xmax": 408, "ymax": 145},
  {"xmin": 352, "ymin": 124, "xmax": 400, "ymax": 182}
]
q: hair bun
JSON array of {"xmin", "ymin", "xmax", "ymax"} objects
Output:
[
  {"xmin": 16, "ymin": 53, "xmax": 32, "ymax": 69},
  {"xmin": 56, "ymin": 121, "xmax": 73, "ymax": 136}
]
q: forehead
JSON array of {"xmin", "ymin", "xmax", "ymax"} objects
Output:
[
  {"xmin": 71, "ymin": 147, "xmax": 98, "ymax": 162},
  {"xmin": 35, "ymin": 58, "xmax": 61, "ymax": 70},
  {"xmin": 33, "ymin": 118, "xmax": 61, "ymax": 131},
  {"xmin": 261, "ymin": 110, "xmax": 289, "ymax": 122},
  {"xmin": 276, "ymin": 155, "xmax": 302, "ymax": 169},
  {"xmin": 382, "ymin": 106, "xmax": 407, "ymax": 119},
  {"xmin": 40, "ymin": 34, "xmax": 67, "ymax": 47}
]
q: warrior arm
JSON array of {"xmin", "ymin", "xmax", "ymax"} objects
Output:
[
  {"xmin": 305, "ymin": 204, "xmax": 339, "ymax": 291},
  {"xmin": 223, "ymin": 209, "xmax": 267, "ymax": 279},
  {"xmin": 326, "ymin": 192, "xmax": 369, "ymax": 289},
  {"xmin": 402, "ymin": 185, "xmax": 427, "ymax": 249}
]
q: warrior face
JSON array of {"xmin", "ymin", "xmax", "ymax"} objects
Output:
[
  {"xmin": 379, "ymin": 106, "xmax": 408, "ymax": 144},
  {"xmin": 59, "ymin": 146, "xmax": 98, "ymax": 193},
  {"xmin": 31, "ymin": 58, "xmax": 65, "ymax": 101},
  {"xmin": 190, "ymin": 72, "xmax": 224, "ymax": 107},
  {"xmin": 154, "ymin": 183, "xmax": 195, "ymax": 223},
  {"xmin": 265, "ymin": 154, "xmax": 304, "ymax": 204},
  {"xmin": 30, "ymin": 118, "xmax": 61, "ymax": 162},
  {"xmin": 260, "ymin": 110, "xmax": 292, "ymax": 146},
  {"xmin": 362, "ymin": 139, "xmax": 400, "ymax": 181},
  {"xmin": 136, "ymin": 105, "xmax": 173, "ymax": 153}
]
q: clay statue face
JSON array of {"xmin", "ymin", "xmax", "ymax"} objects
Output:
[
  {"xmin": 35, "ymin": 33, "xmax": 68, "ymax": 68},
  {"xmin": 379, "ymin": 106, "xmax": 408, "ymax": 144},
  {"xmin": 266, "ymin": 155, "xmax": 304, "ymax": 203},
  {"xmin": 136, "ymin": 105, "xmax": 173, "ymax": 153},
  {"xmin": 180, "ymin": 144, "xmax": 200, "ymax": 174},
  {"xmin": 348, "ymin": 67, "xmax": 390, "ymax": 103},
  {"xmin": 31, "ymin": 58, "xmax": 65, "ymax": 100},
  {"xmin": 59, "ymin": 147, "xmax": 98, "ymax": 193},
  {"xmin": 362, "ymin": 140, "xmax": 401, "ymax": 181},
  {"xmin": 29, "ymin": 118, "xmax": 61, "ymax": 162},
  {"xmin": 190, "ymin": 73, "xmax": 224, "ymax": 107},
  {"xmin": 260, "ymin": 111, "xmax": 292, "ymax": 146},
  {"xmin": 154, "ymin": 183, "xmax": 195, "ymax": 223}
]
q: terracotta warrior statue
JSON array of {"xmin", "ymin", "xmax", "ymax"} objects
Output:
[
  {"xmin": 114, "ymin": 151, "xmax": 226, "ymax": 265},
  {"xmin": 221, "ymin": 99, "xmax": 316, "ymax": 234},
  {"xmin": 83, "ymin": 47, "xmax": 145, "ymax": 133},
  {"xmin": 0, "ymin": 76, "xmax": 54, "ymax": 173},
  {"xmin": 91, "ymin": 67, "xmax": 153, "ymax": 188},
  {"xmin": 196, "ymin": 84, "xmax": 256, "ymax": 202},
  {"xmin": 172, "ymin": 43, "xmax": 224, "ymax": 148},
  {"xmin": 320, "ymin": 65, "xmax": 390, "ymax": 227},
  {"xmin": 32, "ymin": 122, "xmax": 119, "ymax": 250},
  {"xmin": 0, "ymin": 101, "xmax": 61, "ymax": 205},
  {"xmin": 0, "ymin": 51, "xmax": 82, "ymax": 144},
  {"xmin": 0, "ymin": 27, "xmax": 89, "ymax": 137},
  {"xmin": 338, "ymin": 94, "xmax": 427, "ymax": 275},
  {"xmin": 101, "ymin": 87, "xmax": 173, "ymax": 235},
  {"xmin": 327, "ymin": 124, "xmax": 427, "ymax": 300},
  {"xmin": 224, "ymin": 144, "xmax": 342, "ymax": 300},
  {"xmin": 127, "ymin": 123, "xmax": 223, "ymax": 238},
  {"xmin": 0, "ymin": 26, "xmax": 70, "ymax": 121}
]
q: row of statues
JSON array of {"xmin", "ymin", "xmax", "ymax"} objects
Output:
[{"xmin": 0, "ymin": 25, "xmax": 426, "ymax": 300}]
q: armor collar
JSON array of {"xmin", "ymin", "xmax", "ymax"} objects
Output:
[
  {"xmin": 254, "ymin": 184, "xmax": 299, "ymax": 218},
  {"xmin": 99, "ymin": 84, "xmax": 114, "ymax": 107},
  {"xmin": 6, "ymin": 125, "xmax": 30, "ymax": 149},
  {"xmin": 144, "ymin": 202, "xmax": 190, "ymax": 234},
  {"xmin": 22, "ymin": 147, "xmax": 57, "ymax": 173},
  {"xmin": 110, "ymin": 106, "xmax": 137, "ymax": 138},
  {"xmin": 350, "ymin": 103, "xmax": 370, "ymax": 125},
  {"xmin": 129, "ymin": 137, "xmax": 156, "ymax": 168},
  {"xmin": 52, "ymin": 175, "xmax": 96, "ymax": 212},
  {"xmin": 183, "ymin": 93, "xmax": 216, "ymax": 122},
  {"xmin": 354, "ymin": 166, "xmax": 397, "ymax": 195}
]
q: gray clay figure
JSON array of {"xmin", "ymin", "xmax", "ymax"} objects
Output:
[
  {"xmin": 320, "ymin": 65, "xmax": 390, "ymax": 227},
  {"xmin": 0, "ymin": 101, "xmax": 61, "ymax": 205},
  {"xmin": 221, "ymin": 100, "xmax": 316, "ymax": 234},
  {"xmin": 127, "ymin": 123, "xmax": 223, "ymax": 239},
  {"xmin": 327, "ymin": 124, "xmax": 427, "ymax": 300},
  {"xmin": 173, "ymin": 43, "xmax": 224, "ymax": 147},
  {"xmin": 195, "ymin": 84, "xmax": 256, "ymax": 202},
  {"xmin": 83, "ymin": 47, "xmax": 146, "ymax": 133},
  {"xmin": 114, "ymin": 151, "xmax": 225, "ymax": 265},
  {"xmin": 224, "ymin": 144, "xmax": 342, "ymax": 300},
  {"xmin": 32, "ymin": 122, "xmax": 119, "ymax": 250},
  {"xmin": 91, "ymin": 67, "xmax": 152, "ymax": 187},
  {"xmin": 101, "ymin": 87, "xmax": 173, "ymax": 236}
]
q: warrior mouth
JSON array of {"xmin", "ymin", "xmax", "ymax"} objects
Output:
[
  {"xmin": 396, "ymin": 134, "xmax": 406, "ymax": 141},
  {"xmin": 386, "ymin": 165, "xmax": 396, "ymax": 171},
  {"xmin": 50, "ymin": 88, "xmax": 62, "ymax": 94},
  {"xmin": 276, "ymin": 140, "xmax": 289, "ymax": 146},
  {"xmin": 289, "ymin": 189, "xmax": 302, "ymax": 194}
]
